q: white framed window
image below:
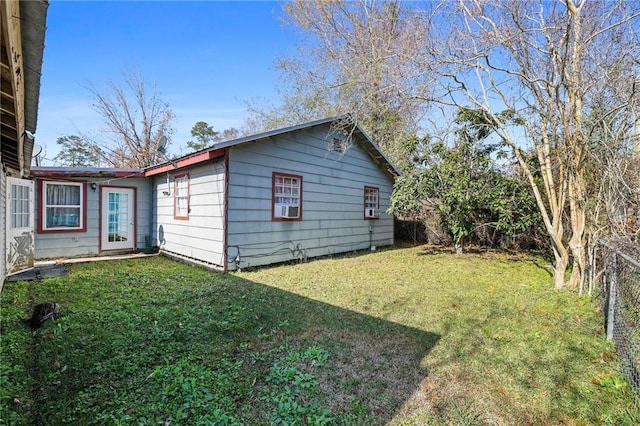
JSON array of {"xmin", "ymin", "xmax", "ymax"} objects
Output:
[
  {"xmin": 40, "ymin": 181, "xmax": 86, "ymax": 232},
  {"xmin": 10, "ymin": 183, "xmax": 30, "ymax": 229},
  {"xmin": 364, "ymin": 186, "xmax": 380, "ymax": 219},
  {"xmin": 174, "ymin": 174, "xmax": 190, "ymax": 220},
  {"xmin": 273, "ymin": 172, "xmax": 302, "ymax": 220}
]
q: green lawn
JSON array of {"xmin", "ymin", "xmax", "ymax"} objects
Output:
[{"xmin": 0, "ymin": 246, "xmax": 637, "ymax": 425}]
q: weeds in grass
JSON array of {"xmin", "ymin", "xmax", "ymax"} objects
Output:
[
  {"xmin": 262, "ymin": 345, "xmax": 332, "ymax": 425},
  {"xmin": 1, "ymin": 248, "xmax": 637, "ymax": 425},
  {"xmin": 592, "ymin": 371, "xmax": 630, "ymax": 395},
  {"xmin": 146, "ymin": 359, "xmax": 242, "ymax": 425}
]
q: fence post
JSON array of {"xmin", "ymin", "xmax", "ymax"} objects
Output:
[{"xmin": 606, "ymin": 252, "xmax": 618, "ymax": 341}]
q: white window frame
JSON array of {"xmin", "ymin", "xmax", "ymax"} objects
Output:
[
  {"xmin": 10, "ymin": 182, "xmax": 31, "ymax": 229},
  {"xmin": 41, "ymin": 181, "xmax": 85, "ymax": 232},
  {"xmin": 364, "ymin": 186, "xmax": 380, "ymax": 219},
  {"xmin": 273, "ymin": 172, "xmax": 302, "ymax": 221},
  {"xmin": 174, "ymin": 174, "xmax": 190, "ymax": 220}
]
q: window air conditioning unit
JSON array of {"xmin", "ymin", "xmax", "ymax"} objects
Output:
[
  {"xmin": 277, "ymin": 204, "xmax": 300, "ymax": 219},
  {"xmin": 365, "ymin": 207, "xmax": 379, "ymax": 218}
]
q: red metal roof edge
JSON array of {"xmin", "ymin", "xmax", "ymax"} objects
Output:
[
  {"xmin": 30, "ymin": 168, "xmax": 144, "ymax": 178},
  {"xmin": 144, "ymin": 150, "xmax": 224, "ymax": 176}
]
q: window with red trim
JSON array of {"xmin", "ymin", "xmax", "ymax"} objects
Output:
[
  {"xmin": 174, "ymin": 174, "xmax": 190, "ymax": 219},
  {"xmin": 273, "ymin": 172, "xmax": 302, "ymax": 221},
  {"xmin": 39, "ymin": 180, "xmax": 86, "ymax": 232},
  {"xmin": 364, "ymin": 186, "xmax": 380, "ymax": 219}
]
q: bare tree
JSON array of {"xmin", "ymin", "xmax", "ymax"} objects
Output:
[
  {"xmin": 85, "ymin": 71, "xmax": 175, "ymax": 168},
  {"xmin": 422, "ymin": 0, "xmax": 640, "ymax": 289},
  {"xmin": 586, "ymin": 111, "xmax": 640, "ymax": 294},
  {"xmin": 246, "ymin": 0, "xmax": 435, "ymax": 165}
]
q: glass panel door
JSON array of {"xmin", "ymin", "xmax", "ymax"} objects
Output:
[{"xmin": 101, "ymin": 187, "xmax": 135, "ymax": 251}]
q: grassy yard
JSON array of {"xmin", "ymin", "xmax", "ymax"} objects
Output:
[{"xmin": 0, "ymin": 246, "xmax": 637, "ymax": 425}]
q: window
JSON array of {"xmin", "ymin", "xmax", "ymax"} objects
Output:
[
  {"xmin": 40, "ymin": 181, "xmax": 86, "ymax": 232},
  {"xmin": 329, "ymin": 137, "xmax": 346, "ymax": 154},
  {"xmin": 364, "ymin": 186, "xmax": 380, "ymax": 219},
  {"xmin": 10, "ymin": 183, "xmax": 30, "ymax": 228},
  {"xmin": 174, "ymin": 174, "xmax": 190, "ymax": 219},
  {"xmin": 273, "ymin": 172, "xmax": 302, "ymax": 220}
]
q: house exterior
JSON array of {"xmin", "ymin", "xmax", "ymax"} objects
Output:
[
  {"xmin": 148, "ymin": 116, "xmax": 398, "ymax": 271},
  {"xmin": 1, "ymin": 1, "xmax": 48, "ymax": 288},
  {"xmin": 30, "ymin": 168, "xmax": 152, "ymax": 259},
  {"xmin": 1, "ymin": 2, "xmax": 396, "ymax": 282},
  {"xmin": 31, "ymin": 116, "xmax": 399, "ymax": 272}
]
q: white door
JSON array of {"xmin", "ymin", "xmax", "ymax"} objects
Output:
[
  {"xmin": 6, "ymin": 177, "xmax": 34, "ymax": 274},
  {"xmin": 101, "ymin": 187, "xmax": 135, "ymax": 251}
]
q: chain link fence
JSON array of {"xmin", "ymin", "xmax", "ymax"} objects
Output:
[{"xmin": 597, "ymin": 240, "xmax": 640, "ymax": 393}]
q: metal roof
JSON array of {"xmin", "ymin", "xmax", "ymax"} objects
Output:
[
  {"xmin": 31, "ymin": 167, "xmax": 143, "ymax": 178},
  {"xmin": 145, "ymin": 114, "xmax": 400, "ymax": 179},
  {"xmin": 32, "ymin": 117, "xmax": 400, "ymax": 182}
]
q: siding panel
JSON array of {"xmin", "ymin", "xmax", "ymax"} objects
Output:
[
  {"xmin": 34, "ymin": 177, "xmax": 152, "ymax": 259},
  {"xmin": 153, "ymin": 160, "xmax": 226, "ymax": 269},
  {"xmin": 0, "ymin": 163, "xmax": 6, "ymax": 288},
  {"xmin": 227, "ymin": 123, "xmax": 394, "ymax": 270}
]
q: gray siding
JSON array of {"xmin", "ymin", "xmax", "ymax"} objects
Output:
[
  {"xmin": 153, "ymin": 159, "xmax": 225, "ymax": 268},
  {"xmin": 226, "ymin": 124, "xmax": 394, "ymax": 270},
  {"xmin": 34, "ymin": 177, "xmax": 152, "ymax": 259},
  {"xmin": 1, "ymin": 161, "xmax": 6, "ymax": 289}
]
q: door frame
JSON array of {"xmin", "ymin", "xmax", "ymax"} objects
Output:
[
  {"xmin": 99, "ymin": 186, "xmax": 137, "ymax": 252},
  {"xmin": 6, "ymin": 177, "xmax": 35, "ymax": 274}
]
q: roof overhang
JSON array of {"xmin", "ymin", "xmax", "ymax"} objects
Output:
[
  {"xmin": 31, "ymin": 167, "xmax": 144, "ymax": 179},
  {"xmin": 144, "ymin": 150, "xmax": 225, "ymax": 177},
  {"xmin": 144, "ymin": 115, "xmax": 400, "ymax": 179},
  {"xmin": 1, "ymin": 0, "xmax": 48, "ymax": 177}
]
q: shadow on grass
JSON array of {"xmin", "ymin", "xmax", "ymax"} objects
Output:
[
  {"xmin": 415, "ymin": 244, "xmax": 551, "ymax": 260},
  {"xmin": 529, "ymin": 258, "xmax": 555, "ymax": 277},
  {"xmin": 234, "ymin": 276, "xmax": 441, "ymax": 424},
  {"xmin": 415, "ymin": 244, "xmax": 491, "ymax": 256},
  {"xmin": 1, "ymin": 258, "xmax": 440, "ymax": 425},
  {"xmin": 428, "ymin": 308, "xmax": 627, "ymax": 425}
]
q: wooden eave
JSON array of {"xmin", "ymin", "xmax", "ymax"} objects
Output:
[{"xmin": 1, "ymin": 1, "xmax": 47, "ymax": 177}]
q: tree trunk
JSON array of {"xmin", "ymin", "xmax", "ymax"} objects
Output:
[
  {"xmin": 568, "ymin": 171, "xmax": 587, "ymax": 291},
  {"xmin": 510, "ymin": 145, "xmax": 570, "ymax": 288},
  {"xmin": 565, "ymin": 0, "xmax": 587, "ymax": 292},
  {"xmin": 553, "ymin": 244, "xmax": 570, "ymax": 290}
]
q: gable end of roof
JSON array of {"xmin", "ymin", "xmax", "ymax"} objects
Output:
[{"xmin": 145, "ymin": 115, "xmax": 399, "ymax": 179}]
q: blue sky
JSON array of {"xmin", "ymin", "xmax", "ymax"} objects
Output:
[{"xmin": 37, "ymin": 1, "xmax": 296, "ymax": 164}]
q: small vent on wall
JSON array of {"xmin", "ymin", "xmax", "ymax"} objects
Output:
[{"xmin": 329, "ymin": 137, "xmax": 347, "ymax": 154}]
